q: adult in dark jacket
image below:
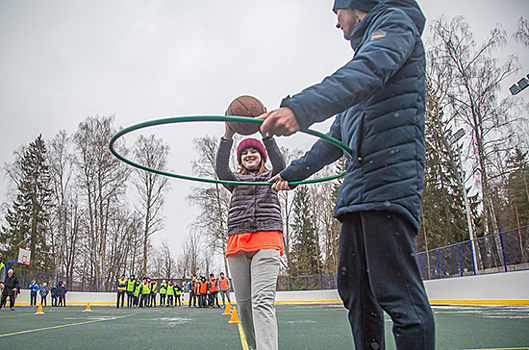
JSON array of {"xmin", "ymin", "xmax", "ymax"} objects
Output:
[
  {"xmin": 263, "ymin": 0, "xmax": 435, "ymax": 349},
  {"xmin": 50, "ymin": 283, "xmax": 58, "ymax": 306},
  {"xmin": 57, "ymin": 281, "xmax": 67, "ymax": 307},
  {"xmin": 0, "ymin": 269, "xmax": 20, "ymax": 310}
]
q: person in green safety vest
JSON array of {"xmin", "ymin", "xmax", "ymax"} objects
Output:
[
  {"xmin": 150, "ymin": 280, "xmax": 158, "ymax": 307},
  {"xmin": 140, "ymin": 277, "xmax": 151, "ymax": 308},
  {"xmin": 159, "ymin": 280, "xmax": 168, "ymax": 306},
  {"xmin": 133, "ymin": 279, "xmax": 141, "ymax": 307},
  {"xmin": 166, "ymin": 280, "xmax": 175, "ymax": 307},
  {"xmin": 117, "ymin": 274, "xmax": 127, "ymax": 309},
  {"xmin": 126, "ymin": 274, "xmax": 136, "ymax": 308}
]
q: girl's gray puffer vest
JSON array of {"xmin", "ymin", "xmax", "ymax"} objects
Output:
[{"xmin": 215, "ymin": 137, "xmax": 285, "ymax": 236}]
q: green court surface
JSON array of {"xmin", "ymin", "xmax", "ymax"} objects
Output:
[{"xmin": 0, "ymin": 304, "xmax": 528, "ymax": 349}]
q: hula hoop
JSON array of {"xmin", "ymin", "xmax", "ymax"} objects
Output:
[{"xmin": 109, "ymin": 115, "xmax": 352, "ymax": 186}]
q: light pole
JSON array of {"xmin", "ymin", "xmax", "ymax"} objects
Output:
[{"xmin": 449, "ymin": 128, "xmax": 478, "ymax": 274}]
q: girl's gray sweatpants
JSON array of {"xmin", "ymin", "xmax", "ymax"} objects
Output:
[{"xmin": 228, "ymin": 249, "xmax": 280, "ymax": 350}]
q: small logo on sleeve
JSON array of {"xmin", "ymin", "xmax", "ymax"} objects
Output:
[{"xmin": 371, "ymin": 30, "xmax": 387, "ymax": 40}]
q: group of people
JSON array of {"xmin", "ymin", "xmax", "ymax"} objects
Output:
[
  {"xmin": 186, "ymin": 273, "xmax": 231, "ymax": 309},
  {"xmin": 0, "ymin": 254, "xmax": 67, "ymax": 311},
  {"xmin": 29, "ymin": 280, "xmax": 68, "ymax": 307},
  {"xmin": 116, "ymin": 272, "xmax": 232, "ymax": 310},
  {"xmin": 116, "ymin": 274, "xmax": 185, "ymax": 308}
]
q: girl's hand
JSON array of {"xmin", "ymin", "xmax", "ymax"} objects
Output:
[
  {"xmin": 224, "ymin": 122, "xmax": 235, "ymax": 139},
  {"xmin": 269, "ymin": 173, "xmax": 291, "ymax": 191}
]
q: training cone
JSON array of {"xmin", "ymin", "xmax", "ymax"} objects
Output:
[
  {"xmin": 228, "ymin": 305, "xmax": 241, "ymax": 324},
  {"xmin": 35, "ymin": 303, "xmax": 45, "ymax": 315},
  {"xmin": 82, "ymin": 303, "xmax": 93, "ymax": 312},
  {"xmin": 222, "ymin": 302, "xmax": 232, "ymax": 316}
]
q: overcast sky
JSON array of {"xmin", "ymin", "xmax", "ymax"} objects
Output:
[{"xmin": 1, "ymin": 0, "xmax": 528, "ymax": 263}]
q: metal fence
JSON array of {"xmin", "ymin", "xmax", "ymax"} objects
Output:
[
  {"xmin": 418, "ymin": 225, "xmax": 529, "ymax": 280},
  {"xmin": 10, "ymin": 226, "xmax": 529, "ymax": 292},
  {"xmin": 278, "ymin": 226, "xmax": 529, "ymax": 291}
]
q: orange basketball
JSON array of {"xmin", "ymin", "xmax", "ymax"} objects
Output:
[{"xmin": 225, "ymin": 95, "xmax": 267, "ymax": 135}]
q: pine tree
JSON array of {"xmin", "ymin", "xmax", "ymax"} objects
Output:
[
  {"xmin": 419, "ymin": 82, "xmax": 468, "ymax": 250},
  {"xmin": 290, "ymin": 186, "xmax": 320, "ymax": 276},
  {"xmin": 1, "ymin": 135, "xmax": 54, "ymax": 271},
  {"xmin": 506, "ymin": 148, "xmax": 529, "ymax": 228}
]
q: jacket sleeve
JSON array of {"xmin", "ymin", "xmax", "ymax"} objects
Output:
[
  {"xmin": 280, "ymin": 116, "xmax": 344, "ymax": 185},
  {"xmin": 215, "ymin": 137, "xmax": 236, "ymax": 192},
  {"xmin": 262, "ymin": 137, "xmax": 286, "ymax": 176},
  {"xmin": 281, "ymin": 9, "xmax": 420, "ymax": 130}
]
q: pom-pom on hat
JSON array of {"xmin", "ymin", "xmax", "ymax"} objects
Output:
[{"xmin": 237, "ymin": 138, "xmax": 267, "ymax": 166}]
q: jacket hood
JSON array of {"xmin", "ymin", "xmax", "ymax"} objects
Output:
[
  {"xmin": 373, "ymin": 0, "xmax": 425, "ymax": 34},
  {"xmin": 384, "ymin": 0, "xmax": 425, "ymax": 34}
]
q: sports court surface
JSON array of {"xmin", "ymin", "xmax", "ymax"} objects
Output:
[{"xmin": 0, "ymin": 304, "xmax": 528, "ymax": 349}]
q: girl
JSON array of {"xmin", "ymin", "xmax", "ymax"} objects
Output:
[{"xmin": 215, "ymin": 122, "xmax": 285, "ymax": 350}]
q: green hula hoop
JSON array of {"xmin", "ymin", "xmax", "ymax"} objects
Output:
[{"xmin": 109, "ymin": 115, "xmax": 351, "ymax": 186}]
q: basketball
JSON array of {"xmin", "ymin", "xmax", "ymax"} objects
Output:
[{"xmin": 225, "ymin": 95, "xmax": 267, "ymax": 135}]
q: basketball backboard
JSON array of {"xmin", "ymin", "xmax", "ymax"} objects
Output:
[{"xmin": 17, "ymin": 248, "xmax": 31, "ymax": 265}]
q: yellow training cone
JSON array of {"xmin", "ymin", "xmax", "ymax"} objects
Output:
[
  {"xmin": 35, "ymin": 303, "xmax": 45, "ymax": 315},
  {"xmin": 222, "ymin": 302, "xmax": 232, "ymax": 316},
  {"xmin": 228, "ymin": 305, "xmax": 241, "ymax": 324},
  {"xmin": 82, "ymin": 303, "xmax": 93, "ymax": 312}
]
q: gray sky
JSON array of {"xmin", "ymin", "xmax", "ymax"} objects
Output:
[{"xmin": 1, "ymin": 0, "xmax": 528, "ymax": 261}]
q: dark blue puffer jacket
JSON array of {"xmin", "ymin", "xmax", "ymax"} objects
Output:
[{"xmin": 280, "ymin": 0, "xmax": 426, "ymax": 228}]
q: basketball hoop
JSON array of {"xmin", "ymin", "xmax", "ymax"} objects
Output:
[{"xmin": 17, "ymin": 248, "xmax": 31, "ymax": 266}]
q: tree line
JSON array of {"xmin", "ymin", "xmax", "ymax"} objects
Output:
[{"xmin": 1, "ymin": 17, "xmax": 528, "ymax": 281}]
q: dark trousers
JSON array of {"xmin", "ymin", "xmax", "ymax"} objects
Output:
[
  {"xmin": 140, "ymin": 294, "xmax": 149, "ymax": 307},
  {"xmin": 151, "ymin": 293, "xmax": 156, "ymax": 307},
  {"xmin": 188, "ymin": 292, "xmax": 196, "ymax": 307},
  {"xmin": 160, "ymin": 294, "xmax": 166, "ymax": 306},
  {"xmin": 52, "ymin": 296, "xmax": 57, "ymax": 306},
  {"xmin": 117, "ymin": 290, "xmax": 125, "ymax": 308},
  {"xmin": 1, "ymin": 293, "xmax": 16, "ymax": 309},
  {"xmin": 41, "ymin": 295, "xmax": 47, "ymax": 306},
  {"xmin": 167, "ymin": 295, "xmax": 173, "ymax": 306},
  {"xmin": 30, "ymin": 293, "xmax": 37, "ymax": 306},
  {"xmin": 127, "ymin": 291, "xmax": 134, "ymax": 307},
  {"xmin": 58, "ymin": 296, "xmax": 65, "ymax": 306},
  {"xmin": 199, "ymin": 294, "xmax": 207, "ymax": 308},
  {"xmin": 338, "ymin": 211, "xmax": 435, "ymax": 350}
]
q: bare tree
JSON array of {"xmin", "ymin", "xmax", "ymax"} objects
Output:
[
  {"xmin": 132, "ymin": 134, "xmax": 170, "ymax": 276},
  {"xmin": 427, "ymin": 16, "xmax": 522, "ymax": 236},
  {"xmin": 48, "ymin": 130, "xmax": 82, "ymax": 280},
  {"xmin": 309, "ymin": 160, "xmax": 344, "ymax": 274},
  {"xmin": 514, "ymin": 17, "xmax": 529, "ymax": 47},
  {"xmin": 187, "ymin": 135, "xmax": 231, "ymax": 276},
  {"xmin": 179, "ymin": 230, "xmax": 205, "ymax": 278},
  {"xmin": 73, "ymin": 115, "xmax": 131, "ymax": 288},
  {"xmin": 149, "ymin": 239, "xmax": 177, "ymax": 279}
]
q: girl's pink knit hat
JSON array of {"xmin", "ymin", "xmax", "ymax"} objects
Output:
[{"xmin": 237, "ymin": 138, "xmax": 267, "ymax": 165}]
